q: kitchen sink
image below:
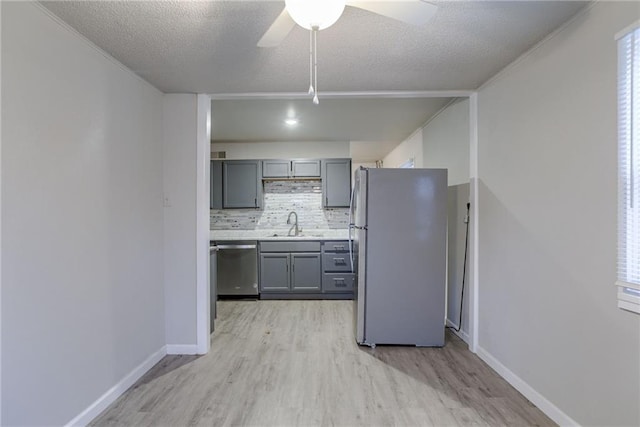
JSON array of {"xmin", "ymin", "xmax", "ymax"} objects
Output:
[{"xmin": 268, "ymin": 233, "xmax": 325, "ymax": 238}]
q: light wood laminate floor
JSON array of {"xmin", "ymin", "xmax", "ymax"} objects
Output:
[{"xmin": 91, "ymin": 300, "xmax": 555, "ymax": 426}]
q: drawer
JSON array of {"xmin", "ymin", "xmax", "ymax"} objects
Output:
[
  {"xmin": 322, "ymin": 253, "xmax": 352, "ymax": 272},
  {"xmin": 260, "ymin": 241, "xmax": 321, "ymax": 252},
  {"xmin": 323, "ymin": 273, "xmax": 355, "ymax": 292},
  {"xmin": 322, "ymin": 241, "xmax": 349, "ymax": 253}
]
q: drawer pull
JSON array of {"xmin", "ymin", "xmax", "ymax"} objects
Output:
[
  {"xmin": 333, "ymin": 245, "xmax": 345, "ymax": 251},
  {"xmin": 333, "ymin": 257, "xmax": 346, "ymax": 265},
  {"xmin": 333, "ymin": 278, "xmax": 347, "ymax": 287}
]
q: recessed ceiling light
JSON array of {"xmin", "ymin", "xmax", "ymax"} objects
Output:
[{"xmin": 284, "ymin": 118, "xmax": 299, "ymax": 126}]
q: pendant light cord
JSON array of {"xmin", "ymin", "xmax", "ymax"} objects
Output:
[
  {"xmin": 308, "ymin": 29, "xmax": 314, "ymax": 95},
  {"xmin": 313, "ymin": 27, "xmax": 319, "ymax": 104}
]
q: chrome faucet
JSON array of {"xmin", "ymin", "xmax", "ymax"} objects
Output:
[{"xmin": 287, "ymin": 211, "xmax": 301, "ymax": 236}]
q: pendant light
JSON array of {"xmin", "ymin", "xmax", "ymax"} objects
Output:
[{"xmin": 285, "ymin": 0, "xmax": 346, "ymax": 104}]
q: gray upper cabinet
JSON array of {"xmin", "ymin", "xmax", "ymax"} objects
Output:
[
  {"xmin": 322, "ymin": 159, "xmax": 352, "ymax": 207},
  {"xmin": 292, "ymin": 160, "xmax": 320, "ymax": 177},
  {"xmin": 262, "ymin": 160, "xmax": 290, "ymax": 178},
  {"xmin": 211, "ymin": 160, "xmax": 223, "ymax": 209},
  {"xmin": 223, "ymin": 160, "xmax": 262, "ymax": 209},
  {"xmin": 212, "ymin": 158, "xmax": 351, "ymax": 210},
  {"xmin": 262, "ymin": 159, "xmax": 321, "ymax": 178}
]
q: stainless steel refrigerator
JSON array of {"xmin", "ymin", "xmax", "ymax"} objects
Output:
[{"xmin": 350, "ymin": 167, "xmax": 447, "ymax": 347}]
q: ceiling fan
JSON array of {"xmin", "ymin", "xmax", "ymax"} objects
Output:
[
  {"xmin": 258, "ymin": 0, "xmax": 438, "ymax": 48},
  {"xmin": 257, "ymin": 0, "xmax": 437, "ymax": 104}
]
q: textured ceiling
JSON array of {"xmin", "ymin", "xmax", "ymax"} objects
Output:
[
  {"xmin": 40, "ymin": 0, "xmax": 588, "ymax": 161},
  {"xmin": 212, "ymin": 97, "xmax": 451, "ymax": 142},
  {"xmin": 41, "ymin": 1, "xmax": 588, "ymax": 94}
]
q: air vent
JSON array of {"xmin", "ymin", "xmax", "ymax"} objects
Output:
[{"xmin": 211, "ymin": 151, "xmax": 226, "ymax": 159}]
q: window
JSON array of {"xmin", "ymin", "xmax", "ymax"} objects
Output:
[
  {"xmin": 617, "ymin": 23, "xmax": 640, "ymax": 314},
  {"xmin": 399, "ymin": 158, "xmax": 415, "ymax": 169}
]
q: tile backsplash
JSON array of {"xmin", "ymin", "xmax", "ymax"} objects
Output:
[{"xmin": 210, "ymin": 180, "xmax": 350, "ymax": 230}]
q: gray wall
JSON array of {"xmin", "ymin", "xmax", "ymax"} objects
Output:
[
  {"xmin": 477, "ymin": 2, "xmax": 640, "ymax": 425},
  {"xmin": 1, "ymin": 3, "xmax": 165, "ymax": 425},
  {"xmin": 163, "ymin": 94, "xmax": 198, "ymax": 351}
]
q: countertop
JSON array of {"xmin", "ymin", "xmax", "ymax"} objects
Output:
[{"xmin": 210, "ymin": 229, "xmax": 350, "ymax": 242}]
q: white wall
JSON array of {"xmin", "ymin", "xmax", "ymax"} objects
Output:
[
  {"xmin": 423, "ymin": 98, "xmax": 470, "ymax": 186},
  {"xmin": 163, "ymin": 95, "xmax": 199, "ymax": 352},
  {"xmin": 352, "ymin": 161, "xmax": 377, "ymax": 178},
  {"xmin": 1, "ymin": 3, "xmax": 165, "ymax": 425},
  {"xmin": 382, "ymin": 129, "xmax": 423, "ymax": 168},
  {"xmin": 211, "ymin": 141, "xmax": 349, "ymax": 159},
  {"xmin": 477, "ymin": 2, "xmax": 640, "ymax": 426},
  {"xmin": 447, "ymin": 183, "xmax": 470, "ymax": 338},
  {"xmin": 416, "ymin": 98, "xmax": 471, "ymax": 338}
]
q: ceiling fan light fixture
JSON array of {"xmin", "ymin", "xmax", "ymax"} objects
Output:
[{"xmin": 285, "ymin": 0, "xmax": 346, "ymax": 30}]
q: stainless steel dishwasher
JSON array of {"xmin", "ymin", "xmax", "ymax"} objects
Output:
[{"xmin": 216, "ymin": 241, "xmax": 259, "ymax": 296}]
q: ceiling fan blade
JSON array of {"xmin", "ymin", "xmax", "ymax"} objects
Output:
[
  {"xmin": 346, "ymin": 0, "xmax": 437, "ymax": 26},
  {"xmin": 257, "ymin": 7, "xmax": 296, "ymax": 47}
]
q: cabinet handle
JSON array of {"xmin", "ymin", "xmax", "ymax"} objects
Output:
[
  {"xmin": 334, "ymin": 245, "xmax": 345, "ymax": 251},
  {"xmin": 333, "ymin": 278, "xmax": 346, "ymax": 287},
  {"xmin": 325, "ymin": 197, "xmax": 328, "ymax": 206},
  {"xmin": 333, "ymin": 257, "xmax": 346, "ymax": 265},
  {"xmin": 254, "ymin": 198, "xmax": 257, "ymax": 207}
]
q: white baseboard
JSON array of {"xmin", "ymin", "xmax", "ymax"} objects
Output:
[
  {"xmin": 476, "ymin": 346, "xmax": 580, "ymax": 427},
  {"xmin": 65, "ymin": 346, "xmax": 167, "ymax": 427},
  {"xmin": 445, "ymin": 319, "xmax": 470, "ymax": 344},
  {"xmin": 166, "ymin": 344, "xmax": 199, "ymax": 355}
]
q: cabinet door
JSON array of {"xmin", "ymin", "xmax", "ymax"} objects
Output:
[
  {"xmin": 223, "ymin": 161, "xmax": 261, "ymax": 208},
  {"xmin": 260, "ymin": 254, "xmax": 290, "ymax": 292},
  {"xmin": 291, "ymin": 253, "xmax": 321, "ymax": 292},
  {"xmin": 210, "ymin": 160, "xmax": 223, "ymax": 209},
  {"xmin": 263, "ymin": 160, "xmax": 290, "ymax": 178},
  {"xmin": 292, "ymin": 160, "xmax": 321, "ymax": 177},
  {"xmin": 323, "ymin": 159, "xmax": 352, "ymax": 207}
]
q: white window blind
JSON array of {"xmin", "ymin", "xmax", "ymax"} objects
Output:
[{"xmin": 617, "ymin": 23, "xmax": 640, "ymax": 314}]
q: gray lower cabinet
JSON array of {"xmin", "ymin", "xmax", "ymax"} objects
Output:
[
  {"xmin": 322, "ymin": 159, "xmax": 352, "ymax": 208},
  {"xmin": 259, "ymin": 240, "xmax": 352, "ymax": 298},
  {"xmin": 291, "ymin": 253, "xmax": 322, "ymax": 291},
  {"xmin": 259, "ymin": 241, "xmax": 322, "ymax": 293},
  {"xmin": 322, "ymin": 240, "xmax": 355, "ymax": 294},
  {"xmin": 260, "ymin": 253, "xmax": 290, "ymax": 291}
]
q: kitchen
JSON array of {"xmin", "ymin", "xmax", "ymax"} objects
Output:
[
  {"xmin": 207, "ymin": 95, "xmax": 461, "ymax": 347},
  {"xmin": 3, "ymin": 1, "xmax": 638, "ymax": 426}
]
